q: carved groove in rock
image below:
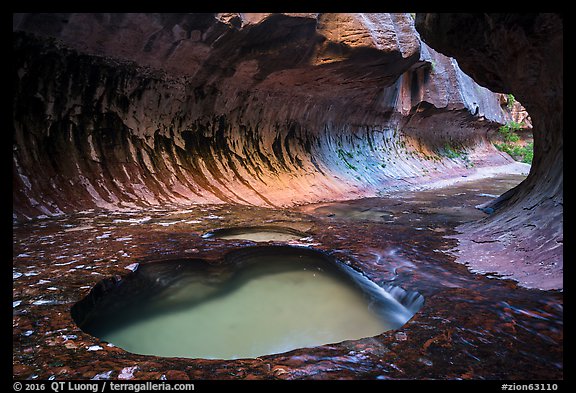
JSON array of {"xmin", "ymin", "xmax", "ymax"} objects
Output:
[
  {"xmin": 416, "ymin": 13, "xmax": 563, "ymax": 290},
  {"xmin": 13, "ymin": 13, "xmax": 512, "ymax": 221},
  {"xmin": 12, "ymin": 13, "xmax": 564, "ymax": 380}
]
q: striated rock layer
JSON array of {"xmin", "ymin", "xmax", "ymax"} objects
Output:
[
  {"xmin": 13, "ymin": 13, "xmax": 513, "ymax": 221},
  {"xmin": 416, "ymin": 13, "xmax": 563, "ymax": 290}
]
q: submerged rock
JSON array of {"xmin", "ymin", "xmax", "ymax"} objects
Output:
[{"xmin": 71, "ymin": 245, "xmax": 424, "ymax": 360}]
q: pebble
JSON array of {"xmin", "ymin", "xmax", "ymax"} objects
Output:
[
  {"xmin": 125, "ymin": 263, "xmax": 139, "ymax": 272},
  {"xmin": 54, "ymin": 261, "xmax": 75, "ymax": 266},
  {"xmin": 91, "ymin": 370, "xmax": 113, "ymax": 380},
  {"xmin": 395, "ymin": 332, "xmax": 407, "ymax": 341},
  {"xmin": 418, "ymin": 357, "xmax": 433, "ymax": 366},
  {"xmin": 32, "ymin": 299, "xmax": 57, "ymax": 306},
  {"xmin": 118, "ymin": 366, "xmax": 139, "ymax": 380},
  {"xmin": 156, "ymin": 221, "xmax": 182, "ymax": 227}
]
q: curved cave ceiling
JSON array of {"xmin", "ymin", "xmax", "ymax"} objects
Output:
[
  {"xmin": 12, "ymin": 13, "xmax": 562, "ymax": 287},
  {"xmin": 11, "ymin": 12, "xmax": 564, "ymax": 381}
]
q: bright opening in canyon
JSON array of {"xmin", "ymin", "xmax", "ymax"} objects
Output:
[{"xmin": 13, "ymin": 13, "xmax": 562, "ymax": 381}]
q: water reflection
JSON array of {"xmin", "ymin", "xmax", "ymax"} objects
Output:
[{"xmin": 202, "ymin": 226, "xmax": 309, "ymax": 242}]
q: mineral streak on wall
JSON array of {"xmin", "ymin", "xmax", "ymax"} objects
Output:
[{"xmin": 13, "ymin": 13, "xmax": 512, "ymax": 221}]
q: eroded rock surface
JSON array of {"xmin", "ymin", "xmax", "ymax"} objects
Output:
[
  {"xmin": 12, "ymin": 175, "xmax": 562, "ymax": 379},
  {"xmin": 416, "ymin": 13, "xmax": 563, "ymax": 290},
  {"xmin": 13, "ymin": 13, "xmax": 511, "ymax": 220},
  {"xmin": 12, "ymin": 12, "xmax": 563, "ymax": 381}
]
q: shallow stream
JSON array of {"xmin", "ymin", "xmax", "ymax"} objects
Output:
[{"xmin": 12, "ymin": 173, "xmax": 563, "ymax": 379}]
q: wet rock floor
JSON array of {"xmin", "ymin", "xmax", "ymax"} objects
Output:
[{"xmin": 13, "ymin": 174, "xmax": 563, "ymax": 380}]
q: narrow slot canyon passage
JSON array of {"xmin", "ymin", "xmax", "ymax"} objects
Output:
[{"xmin": 13, "ymin": 13, "xmax": 562, "ymax": 381}]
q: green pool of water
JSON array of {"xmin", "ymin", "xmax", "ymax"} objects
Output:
[{"xmin": 76, "ymin": 248, "xmax": 423, "ymax": 360}]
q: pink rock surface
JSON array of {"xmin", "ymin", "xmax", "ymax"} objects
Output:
[
  {"xmin": 13, "ymin": 13, "xmax": 508, "ymax": 219},
  {"xmin": 417, "ymin": 13, "xmax": 563, "ymax": 290}
]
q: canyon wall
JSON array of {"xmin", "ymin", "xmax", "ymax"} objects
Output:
[
  {"xmin": 416, "ymin": 13, "xmax": 563, "ymax": 289},
  {"xmin": 13, "ymin": 13, "xmax": 512, "ymax": 220}
]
